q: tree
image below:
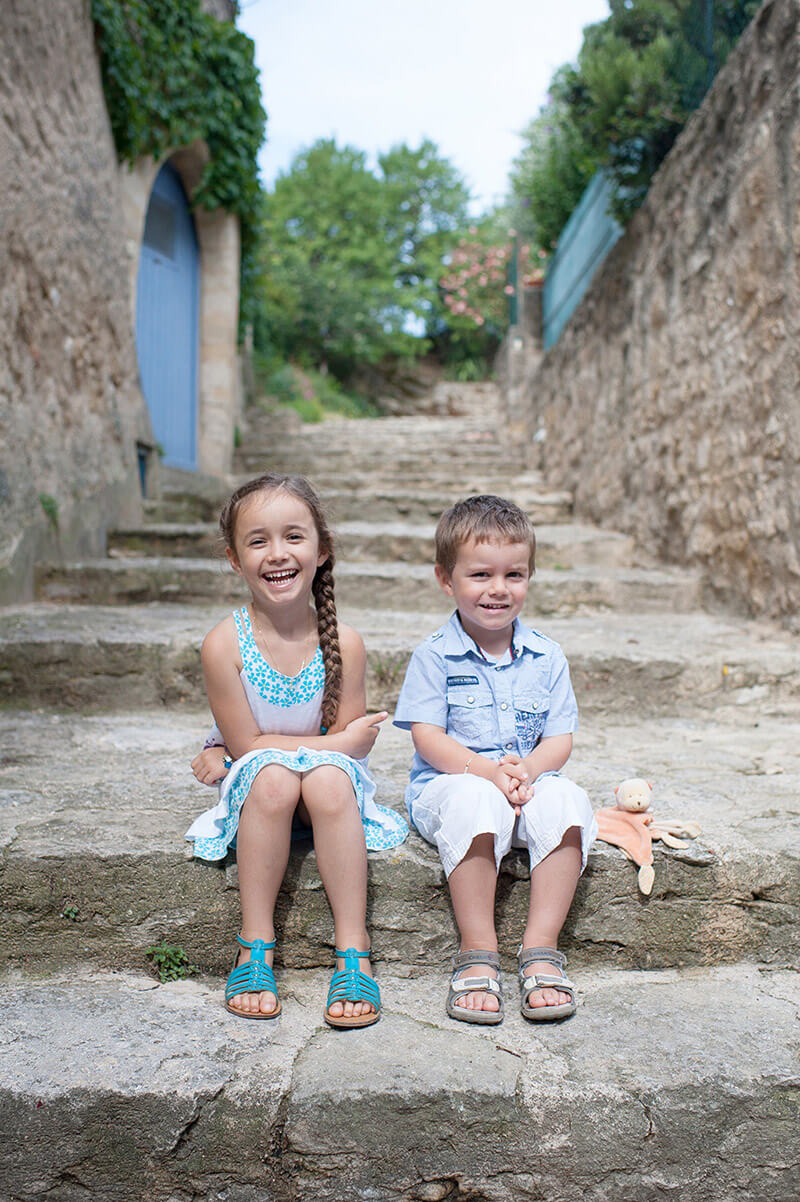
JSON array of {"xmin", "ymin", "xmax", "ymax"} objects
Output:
[
  {"xmin": 509, "ymin": 0, "xmax": 760, "ymax": 244},
  {"xmin": 258, "ymin": 140, "xmax": 420, "ymax": 376},
  {"xmin": 255, "ymin": 138, "xmax": 472, "ymax": 379},
  {"xmin": 377, "ymin": 140, "xmax": 471, "ymax": 330}
]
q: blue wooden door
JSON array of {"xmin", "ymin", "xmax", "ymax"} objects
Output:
[{"xmin": 136, "ymin": 163, "xmax": 200, "ymax": 470}]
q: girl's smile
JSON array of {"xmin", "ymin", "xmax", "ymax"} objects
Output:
[{"xmin": 227, "ymin": 489, "xmax": 328, "ymax": 606}]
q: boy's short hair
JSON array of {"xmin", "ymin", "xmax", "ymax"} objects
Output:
[{"xmin": 435, "ymin": 495, "xmax": 536, "ymax": 574}]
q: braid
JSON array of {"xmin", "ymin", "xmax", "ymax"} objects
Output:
[
  {"xmin": 313, "ymin": 560, "xmax": 342, "ymax": 731},
  {"xmin": 219, "ymin": 471, "xmax": 341, "ymax": 729}
]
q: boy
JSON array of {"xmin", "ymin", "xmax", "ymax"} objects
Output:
[{"xmin": 394, "ymin": 495, "xmax": 597, "ymax": 1024}]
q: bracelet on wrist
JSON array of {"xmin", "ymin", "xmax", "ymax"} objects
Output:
[{"xmin": 463, "ymin": 756, "xmax": 475, "ymax": 774}]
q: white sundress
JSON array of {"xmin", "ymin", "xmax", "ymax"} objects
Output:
[{"xmin": 185, "ymin": 607, "xmax": 408, "ymax": 860}]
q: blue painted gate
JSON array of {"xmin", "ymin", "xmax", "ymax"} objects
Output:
[
  {"xmin": 542, "ymin": 170, "xmax": 624, "ymax": 350},
  {"xmin": 136, "ymin": 163, "xmax": 200, "ymax": 471}
]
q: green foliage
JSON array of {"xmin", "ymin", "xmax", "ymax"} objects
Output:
[
  {"xmin": 377, "ymin": 140, "xmax": 471, "ymax": 332},
  {"xmin": 254, "ymin": 355, "xmax": 379, "ymax": 423},
  {"xmin": 61, "ymin": 904, "xmax": 79, "ymax": 921},
  {"xmin": 91, "ymin": 0, "xmax": 267, "ymax": 327},
  {"xmin": 255, "ymin": 138, "xmax": 473, "ymax": 380},
  {"xmin": 147, "ymin": 942, "xmax": 197, "ymax": 983},
  {"xmin": 38, "ymin": 493, "xmax": 59, "ymax": 532},
  {"xmin": 510, "ymin": 0, "xmax": 760, "ymax": 243}
]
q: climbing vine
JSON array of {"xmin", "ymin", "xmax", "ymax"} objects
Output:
[{"xmin": 91, "ymin": 0, "xmax": 267, "ymax": 326}]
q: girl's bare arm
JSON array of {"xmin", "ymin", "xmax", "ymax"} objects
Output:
[{"xmin": 202, "ymin": 619, "xmax": 385, "ymax": 760}]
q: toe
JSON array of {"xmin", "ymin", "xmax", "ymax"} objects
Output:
[
  {"xmin": 327, "ymin": 1000, "xmax": 344, "ymax": 1018},
  {"xmin": 259, "ymin": 991, "xmax": 277, "ymax": 1014}
]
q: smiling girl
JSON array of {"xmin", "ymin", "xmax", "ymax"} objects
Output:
[{"xmin": 186, "ymin": 473, "xmax": 407, "ymax": 1026}]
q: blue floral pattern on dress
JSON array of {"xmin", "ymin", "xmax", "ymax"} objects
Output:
[
  {"xmin": 188, "ymin": 606, "xmax": 409, "ymax": 859},
  {"xmin": 235, "ymin": 607, "xmax": 325, "ymax": 704},
  {"xmin": 191, "ymin": 746, "xmax": 408, "ymax": 860}
]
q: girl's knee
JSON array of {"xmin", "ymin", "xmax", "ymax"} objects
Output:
[
  {"xmin": 246, "ymin": 764, "xmax": 300, "ymax": 813},
  {"xmin": 301, "ymin": 765, "xmax": 356, "ymax": 817}
]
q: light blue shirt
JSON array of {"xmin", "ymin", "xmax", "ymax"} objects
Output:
[{"xmin": 394, "ymin": 612, "xmax": 578, "ymax": 816}]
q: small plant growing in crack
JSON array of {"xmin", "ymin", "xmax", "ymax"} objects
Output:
[
  {"xmin": 147, "ymin": 942, "xmax": 197, "ymax": 983},
  {"xmin": 369, "ymin": 650, "xmax": 407, "ymax": 692},
  {"xmin": 61, "ymin": 903, "xmax": 79, "ymax": 921}
]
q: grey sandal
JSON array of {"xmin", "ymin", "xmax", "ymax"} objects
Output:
[
  {"xmin": 446, "ymin": 949, "xmax": 504, "ymax": 1025},
  {"xmin": 517, "ymin": 946, "xmax": 576, "ymax": 1021}
]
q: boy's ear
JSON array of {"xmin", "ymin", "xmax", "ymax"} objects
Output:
[
  {"xmin": 434, "ymin": 563, "xmax": 455, "ymax": 597},
  {"xmin": 226, "ymin": 546, "xmax": 243, "ymax": 576}
]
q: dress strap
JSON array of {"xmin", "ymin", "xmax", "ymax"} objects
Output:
[{"xmin": 233, "ymin": 606, "xmax": 255, "ymax": 659}]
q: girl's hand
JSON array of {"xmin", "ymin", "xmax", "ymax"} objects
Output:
[
  {"xmin": 340, "ymin": 712, "xmax": 388, "ymax": 758},
  {"xmin": 191, "ymin": 747, "xmax": 229, "ymax": 785}
]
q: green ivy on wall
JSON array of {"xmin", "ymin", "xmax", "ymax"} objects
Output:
[{"xmin": 91, "ymin": 0, "xmax": 267, "ymax": 327}]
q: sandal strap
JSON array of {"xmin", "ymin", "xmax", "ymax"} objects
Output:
[
  {"xmin": 452, "ymin": 948, "xmax": 501, "ymax": 972},
  {"xmin": 449, "ymin": 976, "xmax": 502, "ymax": 998},
  {"xmin": 327, "ymin": 946, "xmax": 381, "ymax": 1009},
  {"xmin": 517, "ymin": 946, "xmax": 566, "ymax": 973},
  {"xmin": 521, "ymin": 973, "xmax": 575, "ymax": 994},
  {"xmin": 236, "ymin": 934, "xmax": 276, "ymax": 954},
  {"xmin": 225, "ymin": 958, "xmax": 278, "ymax": 1002}
]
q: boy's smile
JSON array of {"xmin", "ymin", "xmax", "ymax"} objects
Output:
[{"xmin": 435, "ymin": 537, "xmax": 531, "ymax": 654}]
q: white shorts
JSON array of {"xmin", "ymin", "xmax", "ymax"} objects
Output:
[{"xmin": 411, "ymin": 771, "xmax": 598, "ymax": 879}]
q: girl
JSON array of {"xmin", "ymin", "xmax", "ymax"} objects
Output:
[{"xmin": 186, "ymin": 473, "xmax": 408, "ymax": 1027}]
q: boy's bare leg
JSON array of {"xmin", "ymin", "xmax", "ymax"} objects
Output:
[
  {"xmin": 522, "ymin": 826, "xmax": 582, "ymax": 1008},
  {"xmin": 301, "ymin": 765, "xmax": 374, "ymax": 1020},
  {"xmin": 234, "ymin": 765, "xmax": 302, "ymax": 1015},
  {"xmin": 448, "ymin": 833, "xmax": 500, "ymax": 1013}
]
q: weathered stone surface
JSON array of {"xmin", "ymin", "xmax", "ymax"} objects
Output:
[
  {"xmin": 108, "ymin": 520, "xmax": 637, "ymax": 571},
  {"xmin": 1, "ymin": 711, "xmax": 797, "ymax": 975},
  {"xmin": 501, "ymin": 0, "xmax": 800, "ymax": 629},
  {"xmin": 3, "ymin": 603, "xmax": 800, "ymax": 716},
  {"xmin": 1, "ymin": 964, "xmax": 797, "ymax": 1200},
  {"xmin": 34, "ymin": 556, "xmax": 702, "ymax": 615},
  {"xmin": 0, "ymin": 0, "xmax": 147, "ymax": 604}
]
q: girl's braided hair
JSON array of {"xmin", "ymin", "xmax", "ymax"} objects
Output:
[{"xmin": 220, "ymin": 473, "xmax": 342, "ymax": 731}]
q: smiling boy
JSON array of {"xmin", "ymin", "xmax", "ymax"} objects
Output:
[{"xmin": 394, "ymin": 495, "xmax": 597, "ymax": 1024}]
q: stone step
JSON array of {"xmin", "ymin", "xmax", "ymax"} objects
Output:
[
  {"xmin": 2, "ymin": 603, "xmax": 798, "ymax": 716},
  {"xmin": 1, "ymin": 710, "xmax": 798, "ymax": 975},
  {"xmin": 108, "ymin": 521, "xmax": 637, "ymax": 570},
  {"xmin": 35, "ymin": 558, "xmax": 700, "ymax": 616},
  {"xmin": 1, "ymin": 961, "xmax": 797, "ymax": 1201},
  {"xmin": 144, "ymin": 482, "xmax": 574, "ymax": 526}
]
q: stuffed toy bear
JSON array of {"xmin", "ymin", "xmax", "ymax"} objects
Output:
[{"xmin": 594, "ymin": 778, "xmax": 702, "ymax": 895}]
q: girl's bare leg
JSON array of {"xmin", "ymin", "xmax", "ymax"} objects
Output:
[
  {"xmin": 522, "ymin": 826, "xmax": 582, "ymax": 1008},
  {"xmin": 232, "ymin": 764, "xmax": 301, "ymax": 1015},
  {"xmin": 301, "ymin": 765, "xmax": 372, "ymax": 1019},
  {"xmin": 447, "ymin": 833, "xmax": 500, "ymax": 1013}
]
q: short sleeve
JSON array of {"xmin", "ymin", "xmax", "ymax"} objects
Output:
[
  {"xmin": 541, "ymin": 647, "xmax": 578, "ymax": 737},
  {"xmin": 393, "ymin": 644, "xmax": 448, "ymax": 730}
]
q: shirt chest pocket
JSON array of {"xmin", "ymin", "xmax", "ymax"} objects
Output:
[
  {"xmin": 513, "ymin": 692, "xmax": 550, "ymax": 752},
  {"xmin": 446, "ymin": 686, "xmax": 495, "ymax": 745}
]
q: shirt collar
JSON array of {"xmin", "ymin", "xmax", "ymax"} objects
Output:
[{"xmin": 438, "ymin": 612, "xmax": 548, "ymax": 660}]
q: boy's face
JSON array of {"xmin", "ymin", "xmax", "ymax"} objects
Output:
[{"xmin": 435, "ymin": 537, "xmax": 531, "ymax": 644}]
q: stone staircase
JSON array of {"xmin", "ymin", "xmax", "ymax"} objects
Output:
[{"xmin": 2, "ymin": 385, "xmax": 799, "ymax": 1199}]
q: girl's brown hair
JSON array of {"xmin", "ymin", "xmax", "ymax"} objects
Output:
[{"xmin": 220, "ymin": 473, "xmax": 342, "ymax": 731}]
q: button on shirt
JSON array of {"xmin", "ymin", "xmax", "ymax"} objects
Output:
[{"xmin": 394, "ymin": 612, "xmax": 578, "ymax": 815}]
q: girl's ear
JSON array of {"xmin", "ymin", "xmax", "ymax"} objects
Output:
[
  {"xmin": 226, "ymin": 545, "xmax": 243, "ymax": 576},
  {"xmin": 434, "ymin": 563, "xmax": 455, "ymax": 597},
  {"xmin": 317, "ymin": 546, "xmax": 329, "ymax": 568}
]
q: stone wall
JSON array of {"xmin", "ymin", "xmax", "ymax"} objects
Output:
[
  {"xmin": 0, "ymin": 0, "xmax": 148, "ymax": 603},
  {"xmin": 505, "ymin": 0, "xmax": 800, "ymax": 627}
]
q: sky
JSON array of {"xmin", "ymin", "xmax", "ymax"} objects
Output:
[{"xmin": 237, "ymin": 0, "xmax": 610, "ymax": 213}]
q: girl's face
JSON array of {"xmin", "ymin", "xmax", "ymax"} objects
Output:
[{"xmin": 227, "ymin": 488, "xmax": 328, "ymax": 608}]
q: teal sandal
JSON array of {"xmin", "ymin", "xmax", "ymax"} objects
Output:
[
  {"xmin": 324, "ymin": 946, "xmax": 381, "ymax": 1029},
  {"xmin": 225, "ymin": 935, "xmax": 281, "ymax": 1020}
]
